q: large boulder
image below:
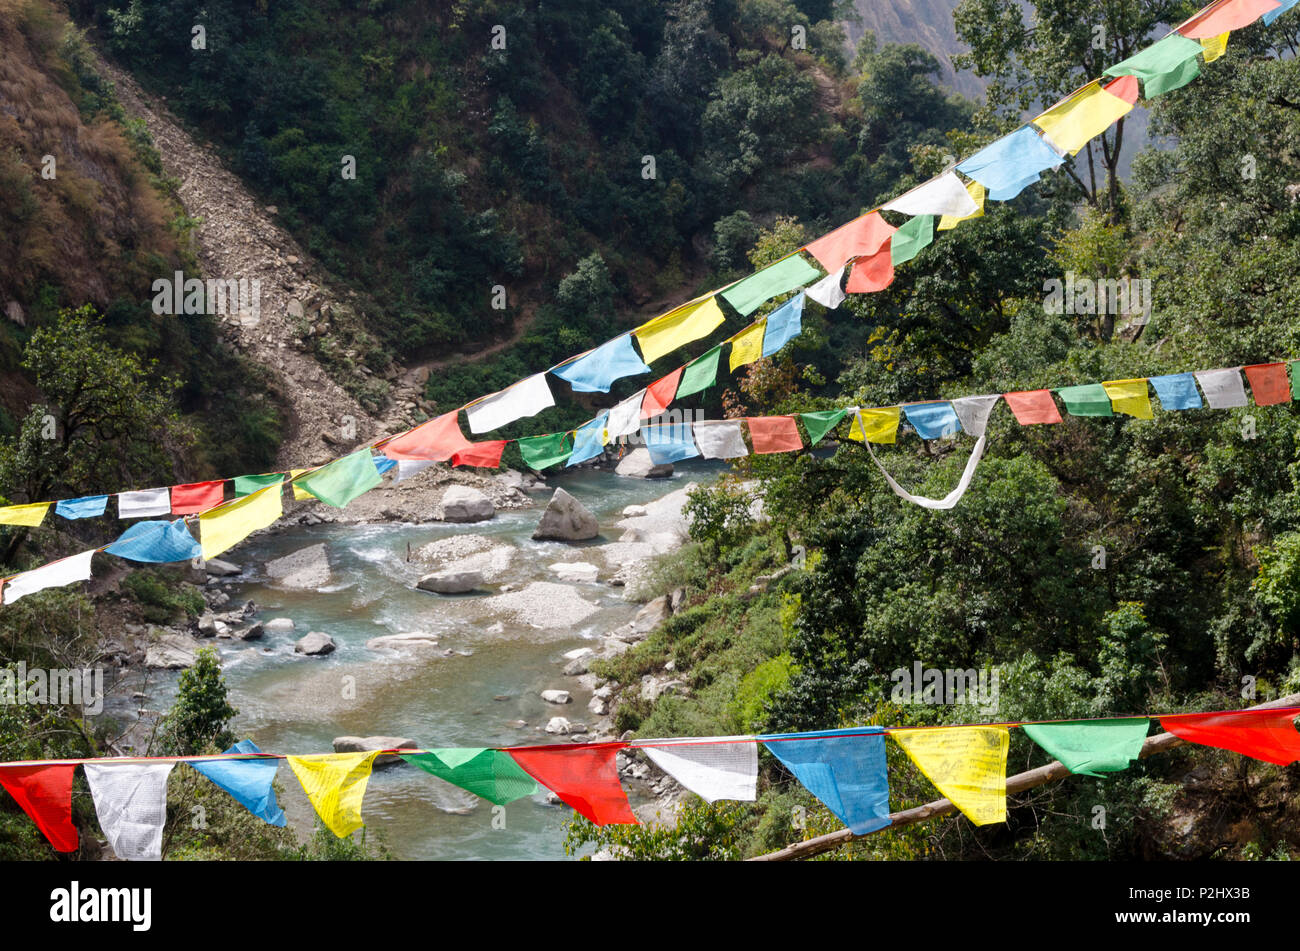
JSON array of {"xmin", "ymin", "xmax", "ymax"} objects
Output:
[
  {"xmin": 532, "ymin": 488, "xmax": 598, "ymax": 541},
  {"xmin": 145, "ymin": 634, "xmax": 204, "ymax": 669},
  {"xmin": 615, "ymin": 448, "xmax": 673, "ymax": 479},
  {"xmin": 263, "ymin": 617, "xmax": 296, "ymax": 633},
  {"xmin": 204, "ymin": 558, "xmax": 242, "ymax": 577},
  {"xmin": 332, "ymin": 735, "xmax": 417, "ymax": 767},
  {"xmin": 265, "ymin": 543, "xmax": 331, "ymax": 589},
  {"xmin": 294, "ymin": 631, "xmax": 337, "ymax": 655},
  {"xmin": 541, "ymin": 689, "xmax": 572, "ymax": 704},
  {"xmin": 549, "ymin": 561, "xmax": 599, "ymax": 583},
  {"xmin": 416, "ymin": 570, "xmax": 484, "ymax": 594},
  {"xmin": 439, "ymin": 485, "xmax": 496, "ymax": 523}
]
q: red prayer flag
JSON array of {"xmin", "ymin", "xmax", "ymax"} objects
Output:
[
  {"xmin": 0, "ymin": 764, "xmax": 78, "ymax": 851},
  {"xmin": 1177, "ymin": 0, "xmax": 1279, "ymax": 38},
  {"xmin": 381, "ymin": 411, "xmax": 472, "ymax": 461},
  {"xmin": 1160, "ymin": 708, "xmax": 1300, "ymax": 765},
  {"xmin": 451, "ymin": 440, "xmax": 508, "ymax": 469},
  {"xmin": 844, "ymin": 246, "xmax": 895, "ymax": 293},
  {"xmin": 642, "ymin": 367, "xmax": 683, "ymax": 420},
  {"xmin": 747, "ymin": 416, "xmax": 804, "ymax": 454},
  {"xmin": 1102, "ymin": 75, "xmax": 1140, "ymax": 105},
  {"xmin": 506, "ymin": 742, "xmax": 638, "ymax": 825},
  {"xmin": 1243, "ymin": 363, "xmax": 1291, "ymax": 406},
  {"xmin": 1003, "ymin": 389, "xmax": 1063, "ymax": 425},
  {"xmin": 170, "ymin": 480, "xmax": 225, "ymax": 515},
  {"xmin": 804, "ymin": 211, "xmax": 896, "ymax": 273}
]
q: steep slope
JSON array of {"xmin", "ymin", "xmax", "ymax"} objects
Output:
[{"xmin": 844, "ymin": 0, "xmax": 983, "ymax": 97}]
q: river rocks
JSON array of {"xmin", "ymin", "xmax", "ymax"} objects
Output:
[
  {"xmin": 197, "ymin": 612, "xmax": 218, "ymax": 636},
  {"xmin": 498, "ymin": 469, "xmax": 545, "ymax": 491},
  {"xmin": 621, "ymin": 504, "xmax": 647, "ymax": 517},
  {"xmin": 615, "ymin": 448, "xmax": 673, "ymax": 479},
  {"xmin": 265, "ymin": 543, "xmax": 331, "ymax": 589},
  {"xmin": 416, "ymin": 534, "xmax": 517, "ymax": 582},
  {"xmin": 145, "ymin": 634, "xmax": 204, "ymax": 669},
  {"xmin": 641, "ymin": 675, "xmax": 689, "ymax": 702},
  {"xmin": 541, "ymin": 689, "xmax": 572, "ymax": 704},
  {"xmin": 439, "ymin": 485, "xmax": 495, "ymax": 522},
  {"xmin": 532, "ymin": 488, "xmax": 599, "ymax": 541},
  {"xmin": 549, "ymin": 561, "xmax": 599, "ymax": 583},
  {"xmin": 205, "ymin": 558, "xmax": 241, "ymax": 577},
  {"xmin": 417, "ymin": 569, "xmax": 483, "ymax": 594},
  {"xmin": 263, "ymin": 617, "xmax": 295, "ymax": 633},
  {"xmin": 294, "ymin": 631, "xmax": 337, "ymax": 655},
  {"xmin": 479, "ymin": 582, "xmax": 599, "ymax": 629},
  {"xmin": 366, "ymin": 631, "xmax": 441, "ymax": 650},
  {"xmin": 332, "ymin": 735, "xmax": 417, "ymax": 767},
  {"xmin": 234, "ymin": 622, "xmax": 264, "ymax": 641}
]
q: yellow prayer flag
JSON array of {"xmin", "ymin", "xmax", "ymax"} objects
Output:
[
  {"xmin": 847, "ymin": 407, "xmax": 901, "ymax": 444},
  {"xmin": 937, "ymin": 181, "xmax": 985, "ymax": 231},
  {"xmin": 728, "ymin": 320, "xmax": 767, "ymax": 372},
  {"xmin": 891, "ymin": 726, "xmax": 1009, "ymax": 825},
  {"xmin": 289, "ymin": 469, "xmax": 313, "ymax": 502},
  {"xmin": 198, "ymin": 484, "xmax": 283, "ymax": 560},
  {"xmin": 0, "ymin": 502, "xmax": 51, "ymax": 527},
  {"xmin": 287, "ymin": 751, "xmax": 380, "ymax": 838},
  {"xmin": 1201, "ymin": 32, "xmax": 1229, "ymax": 62},
  {"xmin": 634, "ymin": 294, "xmax": 727, "ymax": 365},
  {"xmin": 1032, "ymin": 80, "xmax": 1135, "ymax": 156},
  {"xmin": 1102, "ymin": 379, "xmax": 1154, "ymax": 419}
]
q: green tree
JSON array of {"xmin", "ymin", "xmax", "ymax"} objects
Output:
[{"xmin": 156, "ymin": 647, "xmax": 238, "ymax": 756}]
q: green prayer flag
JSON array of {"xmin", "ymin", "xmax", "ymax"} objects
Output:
[
  {"xmin": 1056, "ymin": 383, "xmax": 1113, "ymax": 417},
  {"xmin": 1103, "ymin": 34, "xmax": 1203, "ymax": 98},
  {"xmin": 720, "ymin": 255, "xmax": 822, "ymax": 316},
  {"xmin": 233, "ymin": 473, "xmax": 285, "ymax": 497},
  {"xmin": 518, "ymin": 432, "xmax": 574, "ymax": 470},
  {"xmin": 677, "ymin": 346, "xmax": 722, "ymax": 398},
  {"xmin": 401, "ymin": 749, "xmax": 539, "ymax": 806},
  {"xmin": 1022, "ymin": 719, "xmax": 1149, "ymax": 777},
  {"xmin": 294, "ymin": 449, "xmax": 383, "ymax": 508},
  {"xmin": 891, "ymin": 215, "xmax": 934, "ymax": 266},
  {"xmin": 801, "ymin": 409, "xmax": 847, "ymax": 446},
  {"xmin": 1291, "ymin": 361, "xmax": 1300, "ymax": 400}
]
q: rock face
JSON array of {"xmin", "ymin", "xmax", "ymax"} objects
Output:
[
  {"xmin": 416, "ymin": 570, "xmax": 484, "ymax": 594},
  {"xmin": 145, "ymin": 634, "xmax": 204, "ymax": 669},
  {"xmin": 294, "ymin": 631, "xmax": 337, "ymax": 655},
  {"xmin": 549, "ymin": 561, "xmax": 599, "ymax": 583},
  {"xmin": 265, "ymin": 543, "xmax": 331, "ymax": 589},
  {"xmin": 332, "ymin": 735, "xmax": 417, "ymax": 767},
  {"xmin": 439, "ymin": 485, "xmax": 496, "ymax": 522},
  {"xmin": 532, "ymin": 488, "xmax": 599, "ymax": 541},
  {"xmin": 615, "ymin": 448, "xmax": 673, "ymax": 479}
]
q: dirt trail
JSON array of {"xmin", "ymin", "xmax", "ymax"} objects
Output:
[{"xmin": 94, "ymin": 55, "xmax": 429, "ymax": 467}]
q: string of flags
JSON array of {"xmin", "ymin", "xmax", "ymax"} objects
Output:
[
  {"xmin": 3, "ymin": 359, "xmax": 1299, "ymax": 602},
  {"xmin": 2, "ymin": 0, "xmax": 1296, "ymax": 597},
  {"xmin": 1, "ymin": 706, "xmax": 1295, "ymax": 859}
]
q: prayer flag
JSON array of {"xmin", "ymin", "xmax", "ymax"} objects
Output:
[
  {"xmin": 55, "ymin": 496, "xmax": 108, "ymax": 520},
  {"xmin": 1194, "ymin": 368, "xmax": 1248, "ymax": 408},
  {"xmin": 1104, "ymin": 34, "xmax": 1204, "ymax": 98},
  {"xmin": 956, "ymin": 126, "xmax": 1063, "ymax": 201},
  {"xmin": 1178, "ymin": 0, "xmax": 1279, "ymax": 38},
  {"xmin": 891, "ymin": 726, "xmax": 1010, "ymax": 825},
  {"xmin": 1022, "ymin": 719, "xmax": 1149, "ymax": 777},
  {"xmin": 1201, "ymin": 31, "xmax": 1230, "ymax": 61},
  {"xmin": 3, "ymin": 550, "xmax": 95, "ymax": 603},
  {"xmin": 762, "ymin": 292, "xmax": 805, "ymax": 357},
  {"xmin": 1056, "ymin": 383, "xmax": 1114, "ymax": 417},
  {"xmin": 507, "ymin": 742, "xmax": 638, "ymax": 825},
  {"xmin": 642, "ymin": 368, "xmax": 683, "ymax": 419},
  {"xmin": 634, "ymin": 295, "xmax": 727, "ymax": 364},
  {"xmin": 105, "ymin": 519, "xmax": 202, "ymax": 563},
  {"xmin": 83, "ymin": 762, "xmax": 174, "ymax": 860},
  {"xmin": 729, "ymin": 321, "xmax": 767, "ymax": 372},
  {"xmin": 848, "ymin": 407, "xmax": 901, "ymax": 444},
  {"xmin": 1032, "ymin": 81, "xmax": 1135, "ymax": 156},
  {"xmin": 903, "ymin": 402, "xmax": 961, "ymax": 439},
  {"xmin": 199, "ymin": 484, "xmax": 282, "ymax": 560},
  {"xmin": 801, "ymin": 409, "xmax": 847, "ymax": 446},
  {"xmin": 677, "ymin": 346, "xmax": 722, "ymax": 398},
  {"xmin": 552, "ymin": 336, "xmax": 651, "ymax": 393},
  {"xmin": 518, "ymin": 432, "xmax": 574, "ymax": 471},
  {"xmin": 760, "ymin": 728, "xmax": 891, "ymax": 835},
  {"xmin": 401, "ymin": 749, "xmax": 540, "ymax": 806},
  {"xmin": 891, "ymin": 215, "xmax": 934, "ymax": 266},
  {"xmin": 804, "ymin": 212, "xmax": 895, "ymax": 274},
  {"xmin": 0, "ymin": 502, "xmax": 51, "ymax": 527},
  {"xmin": 288, "ymin": 470, "xmax": 312, "ymax": 502},
  {"xmin": 747, "ymin": 416, "xmax": 803, "ymax": 454},
  {"xmin": 720, "ymin": 256, "xmax": 822, "ymax": 317},
  {"xmin": 1103, "ymin": 75, "xmax": 1140, "ymax": 104},
  {"xmin": 381, "ymin": 411, "xmax": 471, "ymax": 461},
  {"xmin": 567, "ymin": 413, "xmax": 610, "ymax": 467},
  {"xmin": 607, "ymin": 389, "xmax": 646, "ymax": 439},
  {"xmin": 1102, "ymin": 379, "xmax": 1154, "ymax": 419},
  {"xmin": 1264, "ymin": 0, "xmax": 1299, "ymax": 23},
  {"xmin": 1243, "ymin": 363, "xmax": 1291, "ymax": 406},
  {"xmin": 465, "ymin": 373, "xmax": 555, "ymax": 434},
  {"xmin": 451, "ymin": 440, "xmax": 508, "ymax": 469},
  {"xmin": 295, "ymin": 449, "xmax": 382, "ymax": 508},
  {"xmin": 170, "ymin": 480, "xmax": 225, "ymax": 515},
  {"xmin": 190, "ymin": 740, "xmax": 286, "ymax": 826},
  {"xmin": 634, "ymin": 737, "xmax": 758, "ymax": 803},
  {"xmin": 1159, "ymin": 708, "xmax": 1300, "ymax": 765},
  {"xmin": 643, "ymin": 418, "xmax": 700, "ymax": 464},
  {"xmin": 1149, "ymin": 373, "xmax": 1202, "ymax": 410},
  {"xmin": 233, "ymin": 473, "xmax": 285, "ymax": 497},
  {"xmin": 286, "ymin": 751, "xmax": 380, "ymax": 837},
  {"xmin": 844, "ymin": 246, "xmax": 895, "ymax": 293},
  {"xmin": 951, "ymin": 395, "xmax": 1002, "ymax": 438},
  {"xmin": 118, "ymin": 488, "xmax": 172, "ymax": 519},
  {"xmin": 1003, "ymin": 389, "xmax": 1063, "ymax": 425},
  {"xmin": 0, "ymin": 764, "xmax": 78, "ymax": 852},
  {"xmin": 938, "ymin": 180, "xmax": 986, "ymax": 231},
  {"xmin": 692, "ymin": 419, "xmax": 750, "ymax": 460},
  {"xmin": 884, "ymin": 172, "xmax": 979, "ymax": 218},
  {"xmin": 805, "ymin": 266, "xmax": 846, "ymax": 309},
  {"xmin": 395, "ymin": 460, "xmax": 433, "ymax": 483}
]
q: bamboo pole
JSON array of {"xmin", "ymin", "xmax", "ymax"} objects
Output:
[{"xmin": 748, "ymin": 692, "xmax": 1300, "ymax": 862}]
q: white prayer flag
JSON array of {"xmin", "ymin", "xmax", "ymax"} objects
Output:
[
  {"xmin": 3, "ymin": 549, "xmax": 95, "ymax": 604},
  {"xmin": 118, "ymin": 488, "xmax": 171, "ymax": 519},
  {"xmin": 951, "ymin": 394, "xmax": 1002, "ymax": 438},
  {"xmin": 606, "ymin": 389, "xmax": 646, "ymax": 439},
  {"xmin": 883, "ymin": 171, "xmax": 979, "ymax": 218},
  {"xmin": 805, "ymin": 267, "xmax": 847, "ymax": 310},
  {"xmin": 83, "ymin": 762, "xmax": 175, "ymax": 861},
  {"xmin": 692, "ymin": 420, "xmax": 750, "ymax": 459},
  {"xmin": 1194, "ymin": 368, "xmax": 1248, "ymax": 409},
  {"xmin": 394, "ymin": 460, "xmax": 433, "ymax": 483},
  {"xmin": 635, "ymin": 736, "xmax": 758, "ymax": 802},
  {"xmin": 464, "ymin": 373, "xmax": 555, "ymax": 434}
]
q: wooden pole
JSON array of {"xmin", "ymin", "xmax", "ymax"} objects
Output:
[{"xmin": 748, "ymin": 692, "xmax": 1300, "ymax": 862}]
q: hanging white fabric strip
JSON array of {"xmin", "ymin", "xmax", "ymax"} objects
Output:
[{"xmin": 866, "ymin": 434, "xmax": 989, "ymax": 510}]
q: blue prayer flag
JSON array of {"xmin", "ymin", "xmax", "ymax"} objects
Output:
[
  {"xmin": 903, "ymin": 402, "xmax": 961, "ymax": 439},
  {"xmin": 761, "ymin": 292, "xmax": 805, "ymax": 358},
  {"xmin": 957, "ymin": 126, "xmax": 1063, "ymax": 201},
  {"xmin": 643, "ymin": 418, "xmax": 700, "ymax": 464},
  {"xmin": 1149, "ymin": 373, "xmax": 1202, "ymax": 411},
  {"xmin": 567, "ymin": 412, "xmax": 610, "ymax": 467},
  {"xmin": 759, "ymin": 727, "xmax": 891, "ymax": 835},
  {"xmin": 104, "ymin": 520, "xmax": 202, "ymax": 563},
  {"xmin": 1265, "ymin": 0, "xmax": 1298, "ymax": 24},
  {"xmin": 189, "ymin": 740, "xmax": 286, "ymax": 826},
  {"xmin": 55, "ymin": 495, "xmax": 109, "ymax": 520},
  {"xmin": 373, "ymin": 456, "xmax": 397, "ymax": 475},
  {"xmin": 553, "ymin": 336, "xmax": 652, "ymax": 393}
]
